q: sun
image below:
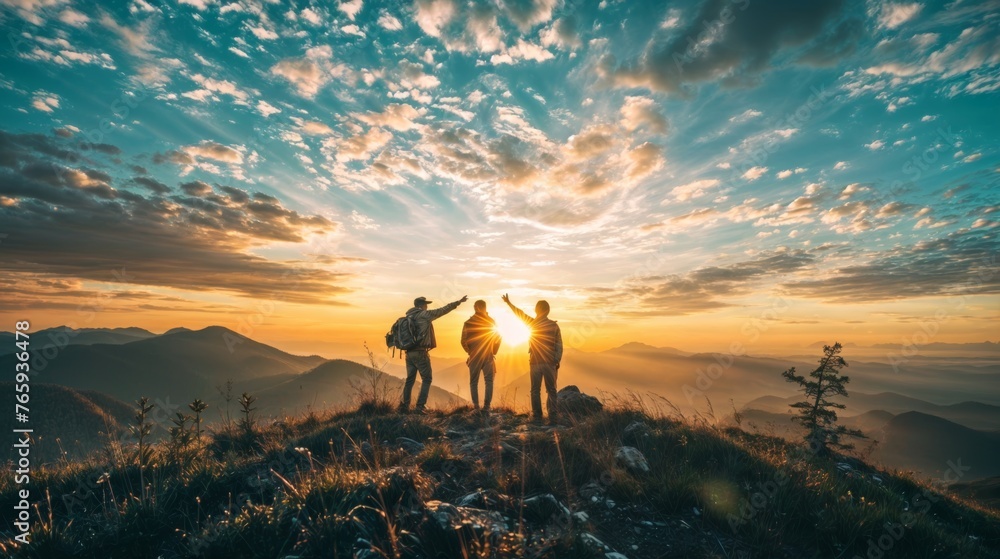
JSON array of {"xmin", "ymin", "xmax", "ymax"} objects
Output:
[{"xmin": 493, "ymin": 311, "xmax": 531, "ymax": 346}]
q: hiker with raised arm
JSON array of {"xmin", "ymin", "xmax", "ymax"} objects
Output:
[
  {"xmin": 501, "ymin": 293, "xmax": 563, "ymax": 425},
  {"xmin": 393, "ymin": 295, "xmax": 468, "ymax": 414},
  {"xmin": 461, "ymin": 300, "xmax": 502, "ymax": 414}
]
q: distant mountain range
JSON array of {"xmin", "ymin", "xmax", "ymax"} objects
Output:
[
  {"xmin": 0, "ymin": 326, "xmax": 464, "ymax": 444},
  {"xmin": 806, "ymin": 340, "xmax": 999, "ymax": 352},
  {"xmin": 0, "ymin": 326, "xmax": 327, "ymax": 406},
  {"xmin": 0, "ymin": 326, "xmax": 158, "ymax": 354},
  {"xmin": 744, "ymin": 392, "xmax": 1000, "ymax": 431}
]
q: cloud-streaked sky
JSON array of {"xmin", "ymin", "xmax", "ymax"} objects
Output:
[{"xmin": 1, "ymin": 0, "xmax": 997, "ymax": 356}]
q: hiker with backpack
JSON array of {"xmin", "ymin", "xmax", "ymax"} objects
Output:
[
  {"xmin": 501, "ymin": 293, "xmax": 563, "ymax": 425},
  {"xmin": 461, "ymin": 300, "xmax": 502, "ymax": 414},
  {"xmin": 392, "ymin": 295, "xmax": 468, "ymax": 413}
]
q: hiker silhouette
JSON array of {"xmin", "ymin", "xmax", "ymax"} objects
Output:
[
  {"xmin": 502, "ymin": 293, "xmax": 563, "ymax": 424},
  {"xmin": 398, "ymin": 295, "xmax": 467, "ymax": 413},
  {"xmin": 461, "ymin": 300, "xmax": 502, "ymax": 413}
]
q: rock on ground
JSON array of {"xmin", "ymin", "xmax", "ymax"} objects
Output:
[
  {"xmin": 557, "ymin": 385, "xmax": 604, "ymax": 416},
  {"xmin": 615, "ymin": 446, "xmax": 651, "ymax": 474}
]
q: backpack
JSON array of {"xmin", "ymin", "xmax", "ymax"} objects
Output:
[{"xmin": 386, "ymin": 315, "xmax": 419, "ymax": 357}]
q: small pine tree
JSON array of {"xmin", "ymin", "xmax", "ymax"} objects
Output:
[
  {"xmin": 168, "ymin": 412, "xmax": 194, "ymax": 465},
  {"xmin": 238, "ymin": 392, "xmax": 257, "ymax": 433},
  {"xmin": 189, "ymin": 399, "xmax": 208, "ymax": 442},
  {"xmin": 782, "ymin": 342, "xmax": 867, "ymax": 456},
  {"xmin": 130, "ymin": 397, "xmax": 155, "ymax": 503}
]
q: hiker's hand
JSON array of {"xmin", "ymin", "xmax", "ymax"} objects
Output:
[
  {"xmin": 459, "ymin": 295, "xmax": 468, "ymax": 303},
  {"xmin": 501, "ymin": 293, "xmax": 510, "ymax": 304}
]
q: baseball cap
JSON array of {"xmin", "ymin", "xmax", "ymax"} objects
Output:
[{"xmin": 414, "ymin": 296, "xmax": 432, "ymax": 306}]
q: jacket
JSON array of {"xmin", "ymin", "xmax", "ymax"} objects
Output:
[
  {"xmin": 507, "ymin": 304, "xmax": 563, "ymax": 365},
  {"xmin": 461, "ymin": 312, "xmax": 501, "ymax": 365},
  {"xmin": 405, "ymin": 299, "xmax": 462, "ymax": 350}
]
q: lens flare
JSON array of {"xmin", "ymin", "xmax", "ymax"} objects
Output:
[{"xmin": 493, "ymin": 310, "xmax": 531, "ymax": 346}]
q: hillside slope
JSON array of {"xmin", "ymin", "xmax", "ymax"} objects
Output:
[
  {"xmin": 254, "ymin": 359, "xmax": 464, "ymax": 414},
  {"xmin": 1, "ymin": 402, "xmax": 997, "ymax": 558},
  {"xmin": 876, "ymin": 411, "xmax": 1000, "ymax": 481},
  {"xmin": 0, "ymin": 382, "xmax": 132, "ymax": 464}
]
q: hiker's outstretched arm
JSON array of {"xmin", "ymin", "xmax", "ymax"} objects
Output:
[
  {"xmin": 502, "ymin": 293, "xmax": 532, "ymax": 325},
  {"xmin": 428, "ymin": 296, "xmax": 467, "ymax": 320}
]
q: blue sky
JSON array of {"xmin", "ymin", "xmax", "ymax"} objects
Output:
[{"xmin": 0, "ymin": 0, "xmax": 997, "ymax": 353}]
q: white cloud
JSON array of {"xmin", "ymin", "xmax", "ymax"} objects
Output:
[
  {"xmin": 342, "ymin": 24, "xmax": 365, "ymax": 37},
  {"xmin": 834, "ymin": 161, "xmax": 849, "ymax": 170},
  {"xmin": 183, "ymin": 141, "xmax": 244, "ymax": 164},
  {"xmin": 256, "ymin": 100, "xmax": 281, "ymax": 117},
  {"xmin": 398, "ymin": 61, "xmax": 440, "ymax": 89},
  {"xmin": 181, "ymin": 89, "xmax": 212, "ymax": 102},
  {"xmin": 229, "ymin": 46, "xmax": 250, "ymax": 58},
  {"xmin": 338, "ymin": 0, "xmax": 363, "ymax": 20},
  {"xmin": 619, "ymin": 96, "xmax": 668, "ymax": 134},
  {"xmin": 839, "ymin": 183, "xmax": 868, "ymax": 199},
  {"xmin": 776, "ymin": 170, "xmax": 793, "ymax": 179},
  {"xmin": 31, "ymin": 92, "xmax": 60, "ymax": 113},
  {"xmin": 490, "ymin": 39, "xmax": 554, "ymax": 65},
  {"xmin": 99, "ymin": 13, "xmax": 157, "ymax": 58},
  {"xmin": 378, "ymin": 12, "xmax": 403, "ymax": 30},
  {"xmin": 879, "ymin": 3, "xmax": 922, "ymax": 29},
  {"xmin": 3, "ymin": 0, "xmax": 70, "ymax": 25},
  {"xmin": 741, "ymin": 166, "xmax": 768, "ymax": 181},
  {"xmin": 350, "ymin": 210, "xmax": 380, "ymax": 230},
  {"xmin": 297, "ymin": 119, "xmax": 335, "ymax": 135},
  {"xmin": 669, "ymin": 179, "xmax": 720, "ymax": 201},
  {"xmin": 300, "ymin": 8, "xmax": 322, "ymax": 25},
  {"xmin": 281, "ymin": 130, "xmax": 307, "ymax": 149},
  {"xmin": 270, "ymin": 46, "xmax": 353, "ymax": 97},
  {"xmin": 58, "ymin": 8, "xmax": 89, "ymax": 27},
  {"xmin": 178, "ymin": 0, "xmax": 214, "ymax": 9},
  {"xmin": 130, "ymin": 0, "xmax": 156, "ymax": 14},
  {"xmin": 539, "ymin": 18, "xmax": 581, "ymax": 50},
  {"xmin": 660, "ymin": 9, "xmax": 682, "ymax": 29},
  {"xmin": 250, "ymin": 26, "xmax": 278, "ymax": 40},
  {"xmin": 729, "ymin": 109, "xmax": 762, "ymax": 123},
  {"xmin": 865, "ymin": 139, "xmax": 885, "ymax": 150},
  {"xmin": 435, "ymin": 103, "xmax": 475, "ymax": 121},
  {"xmin": 327, "ymin": 127, "xmax": 393, "ymax": 162},
  {"xmin": 414, "ymin": 0, "xmax": 457, "ymax": 38},
  {"xmin": 963, "ymin": 153, "xmax": 982, "ymax": 163},
  {"xmin": 356, "ymin": 103, "xmax": 421, "ymax": 131}
]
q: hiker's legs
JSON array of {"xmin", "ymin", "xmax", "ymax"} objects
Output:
[
  {"xmin": 414, "ymin": 351, "xmax": 433, "ymax": 409},
  {"xmin": 400, "ymin": 352, "xmax": 420, "ymax": 409},
  {"xmin": 529, "ymin": 363, "xmax": 544, "ymax": 419},
  {"xmin": 482, "ymin": 358, "xmax": 495, "ymax": 410},
  {"xmin": 542, "ymin": 364, "xmax": 558, "ymax": 420},
  {"xmin": 469, "ymin": 363, "xmax": 482, "ymax": 409}
]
